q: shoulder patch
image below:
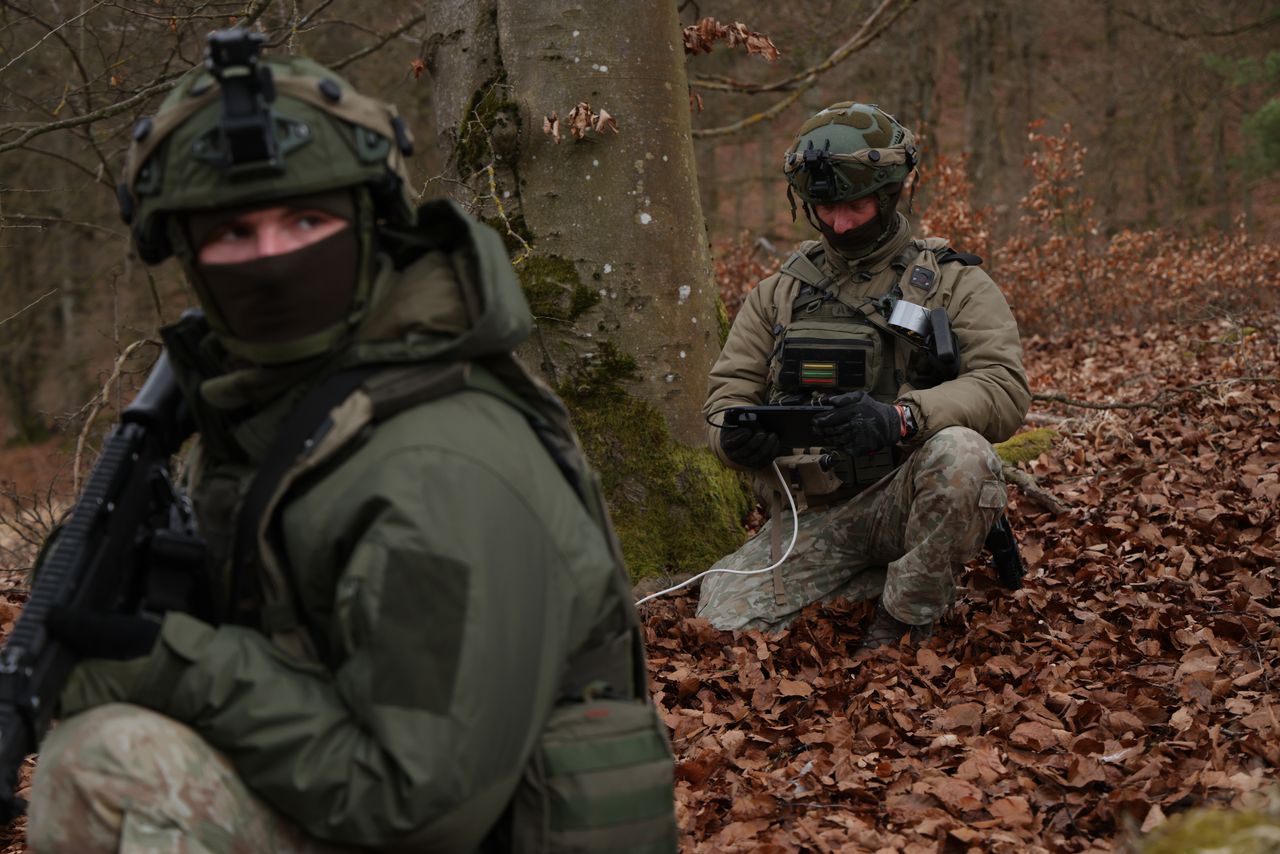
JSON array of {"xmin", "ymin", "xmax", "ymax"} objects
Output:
[{"xmin": 908, "ymin": 266, "xmax": 935, "ymax": 289}]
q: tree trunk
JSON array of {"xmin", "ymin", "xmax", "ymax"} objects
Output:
[{"xmin": 423, "ymin": 0, "xmax": 750, "ymax": 579}]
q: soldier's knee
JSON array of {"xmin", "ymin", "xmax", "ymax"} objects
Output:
[
  {"xmin": 29, "ymin": 704, "xmax": 200, "ymax": 850},
  {"xmin": 38, "ymin": 703, "xmax": 176, "ymax": 781},
  {"xmin": 917, "ymin": 426, "xmax": 1002, "ymax": 483}
]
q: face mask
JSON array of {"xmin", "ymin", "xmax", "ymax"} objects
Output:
[
  {"xmin": 811, "ymin": 184, "xmax": 904, "ymax": 259},
  {"xmin": 194, "ymin": 225, "xmax": 360, "ymax": 345},
  {"xmin": 817, "ymin": 216, "xmax": 886, "ymax": 257}
]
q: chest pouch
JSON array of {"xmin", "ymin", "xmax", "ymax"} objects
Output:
[{"xmin": 770, "ymin": 311, "xmax": 884, "ymax": 396}]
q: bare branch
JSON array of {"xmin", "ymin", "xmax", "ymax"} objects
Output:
[
  {"xmin": 1031, "ymin": 377, "xmax": 1280, "ymax": 411},
  {"xmin": 329, "ymin": 10, "xmax": 426, "ymax": 70},
  {"xmin": 0, "ymin": 0, "xmax": 108, "ymax": 76},
  {"xmin": 0, "ymin": 288, "xmax": 58, "ymax": 329},
  {"xmin": 1108, "ymin": 5, "xmax": 1280, "ymax": 40},
  {"xmin": 690, "ymin": 0, "xmax": 915, "ymax": 95},
  {"xmin": 691, "ymin": 0, "xmax": 915, "ymax": 139},
  {"xmin": 0, "ymin": 73, "xmax": 183, "ymax": 156},
  {"xmin": 72, "ymin": 337, "xmax": 160, "ymax": 494}
]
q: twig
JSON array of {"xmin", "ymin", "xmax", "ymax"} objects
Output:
[
  {"xmin": 1032, "ymin": 376, "xmax": 1280, "ymax": 411},
  {"xmin": 691, "ymin": 0, "xmax": 913, "ymax": 94},
  {"xmin": 330, "ymin": 10, "xmax": 427, "ymax": 70},
  {"xmin": 0, "ymin": 0, "xmax": 108, "ymax": 76},
  {"xmin": 0, "ymin": 74, "xmax": 185, "ymax": 156},
  {"xmin": 1003, "ymin": 464, "xmax": 1068, "ymax": 515},
  {"xmin": 0, "ymin": 288, "xmax": 59, "ymax": 329},
  {"xmin": 72, "ymin": 338, "xmax": 159, "ymax": 494},
  {"xmin": 691, "ymin": 0, "xmax": 914, "ymax": 139}
]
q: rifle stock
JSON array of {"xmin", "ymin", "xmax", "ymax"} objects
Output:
[{"xmin": 0, "ymin": 351, "xmax": 195, "ymax": 822}]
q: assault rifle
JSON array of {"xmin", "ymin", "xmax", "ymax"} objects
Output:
[{"xmin": 0, "ymin": 351, "xmax": 205, "ymax": 822}]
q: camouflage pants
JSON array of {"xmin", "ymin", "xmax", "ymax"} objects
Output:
[
  {"xmin": 697, "ymin": 426, "xmax": 1006, "ymax": 632},
  {"xmin": 27, "ymin": 703, "xmax": 352, "ymax": 854}
]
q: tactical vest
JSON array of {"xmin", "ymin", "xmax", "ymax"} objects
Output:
[{"xmin": 767, "ymin": 239, "xmax": 977, "ymax": 490}]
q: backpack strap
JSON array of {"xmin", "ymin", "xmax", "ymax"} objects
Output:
[
  {"xmin": 230, "ymin": 363, "xmax": 394, "ymax": 628},
  {"xmin": 934, "ymin": 247, "xmax": 983, "ymax": 267}
]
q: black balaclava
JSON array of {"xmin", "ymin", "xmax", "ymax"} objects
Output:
[
  {"xmin": 810, "ymin": 183, "xmax": 904, "ymax": 259},
  {"xmin": 186, "ymin": 190, "xmax": 360, "ymax": 349}
]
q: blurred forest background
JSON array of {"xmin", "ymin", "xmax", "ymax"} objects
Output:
[
  {"xmin": 0, "ymin": 0, "xmax": 1275, "ymax": 451},
  {"xmin": 2, "ymin": 2, "xmax": 1280, "ymax": 851}
]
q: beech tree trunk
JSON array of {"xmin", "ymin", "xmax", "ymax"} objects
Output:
[{"xmin": 423, "ymin": 0, "xmax": 749, "ymax": 578}]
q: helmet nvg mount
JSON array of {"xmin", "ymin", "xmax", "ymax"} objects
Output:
[
  {"xmin": 783, "ymin": 102, "xmax": 918, "ymax": 252},
  {"xmin": 115, "ymin": 28, "xmax": 420, "ymax": 363},
  {"xmin": 117, "ymin": 28, "xmax": 417, "ymax": 266}
]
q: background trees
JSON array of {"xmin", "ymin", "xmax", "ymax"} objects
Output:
[{"xmin": 0, "ymin": 0, "xmax": 1276, "ymax": 561}]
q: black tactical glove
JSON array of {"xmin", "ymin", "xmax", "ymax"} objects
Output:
[
  {"xmin": 47, "ymin": 607, "xmax": 162, "ymax": 661},
  {"xmin": 811, "ymin": 391, "xmax": 903, "ymax": 455},
  {"xmin": 720, "ymin": 425, "xmax": 782, "ymax": 469}
]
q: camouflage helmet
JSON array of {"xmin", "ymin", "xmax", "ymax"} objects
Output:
[
  {"xmin": 782, "ymin": 102, "xmax": 917, "ymax": 215},
  {"xmin": 117, "ymin": 31, "xmax": 416, "ymax": 266}
]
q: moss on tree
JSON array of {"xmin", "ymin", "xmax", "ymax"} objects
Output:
[
  {"xmin": 454, "ymin": 73, "xmax": 517, "ymax": 176},
  {"xmin": 1137, "ymin": 799, "xmax": 1280, "ymax": 853},
  {"xmin": 516, "ymin": 255, "xmax": 601, "ymax": 322},
  {"xmin": 558, "ymin": 341, "xmax": 752, "ymax": 580}
]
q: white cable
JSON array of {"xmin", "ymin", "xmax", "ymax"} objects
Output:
[{"xmin": 635, "ymin": 460, "xmax": 799, "ymax": 607}]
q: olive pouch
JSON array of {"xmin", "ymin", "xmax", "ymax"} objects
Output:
[{"xmin": 508, "ymin": 697, "xmax": 677, "ymax": 853}]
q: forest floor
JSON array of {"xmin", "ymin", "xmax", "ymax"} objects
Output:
[
  {"xmin": 642, "ymin": 309, "xmax": 1280, "ymax": 852},
  {"xmin": 0, "ymin": 309, "xmax": 1276, "ymax": 852}
]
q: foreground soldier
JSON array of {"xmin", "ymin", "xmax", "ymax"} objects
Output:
[
  {"xmin": 700, "ymin": 102, "xmax": 1030, "ymax": 648},
  {"xmin": 27, "ymin": 33, "xmax": 675, "ymax": 852}
]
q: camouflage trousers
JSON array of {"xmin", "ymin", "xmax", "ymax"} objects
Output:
[
  {"xmin": 27, "ymin": 703, "xmax": 352, "ymax": 854},
  {"xmin": 697, "ymin": 426, "xmax": 1007, "ymax": 632}
]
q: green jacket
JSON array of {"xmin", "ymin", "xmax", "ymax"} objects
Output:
[
  {"xmin": 705, "ymin": 218, "xmax": 1030, "ymax": 493},
  {"xmin": 61, "ymin": 201, "xmax": 670, "ymax": 850}
]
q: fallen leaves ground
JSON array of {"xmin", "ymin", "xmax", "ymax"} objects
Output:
[
  {"xmin": 641, "ymin": 310, "xmax": 1279, "ymax": 852},
  {"xmin": 0, "ymin": 311, "xmax": 1275, "ymax": 852}
]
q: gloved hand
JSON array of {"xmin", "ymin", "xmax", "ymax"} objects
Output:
[
  {"xmin": 46, "ymin": 607, "xmax": 166, "ymax": 718},
  {"xmin": 719, "ymin": 425, "xmax": 782, "ymax": 469},
  {"xmin": 47, "ymin": 607, "xmax": 162, "ymax": 661},
  {"xmin": 811, "ymin": 391, "xmax": 903, "ymax": 455}
]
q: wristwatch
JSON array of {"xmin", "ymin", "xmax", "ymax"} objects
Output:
[{"xmin": 899, "ymin": 403, "xmax": 918, "ymax": 440}]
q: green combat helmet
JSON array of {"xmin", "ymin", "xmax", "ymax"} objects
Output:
[
  {"xmin": 116, "ymin": 29, "xmax": 417, "ymax": 363},
  {"xmin": 783, "ymin": 102, "xmax": 917, "ymax": 255}
]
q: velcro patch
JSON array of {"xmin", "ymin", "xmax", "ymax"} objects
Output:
[{"xmin": 909, "ymin": 266, "xmax": 935, "ymax": 289}]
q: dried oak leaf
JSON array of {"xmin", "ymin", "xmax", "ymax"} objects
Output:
[
  {"xmin": 593, "ymin": 108, "xmax": 618, "ymax": 135},
  {"xmin": 988, "ymin": 795, "xmax": 1034, "ymax": 827},
  {"xmin": 542, "ymin": 112, "xmax": 561, "ymax": 144},
  {"xmin": 567, "ymin": 102, "xmax": 595, "ymax": 140}
]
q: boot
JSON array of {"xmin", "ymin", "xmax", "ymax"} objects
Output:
[{"xmin": 857, "ymin": 602, "xmax": 934, "ymax": 652}]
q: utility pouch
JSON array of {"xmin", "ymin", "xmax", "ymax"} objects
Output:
[
  {"xmin": 772, "ymin": 317, "xmax": 882, "ymax": 394},
  {"xmin": 850, "ymin": 447, "xmax": 896, "ymax": 485},
  {"xmin": 509, "ymin": 697, "xmax": 677, "ymax": 852}
]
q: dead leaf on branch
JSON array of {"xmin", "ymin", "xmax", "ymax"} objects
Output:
[
  {"xmin": 683, "ymin": 17, "xmax": 781, "ymax": 61},
  {"xmin": 542, "ymin": 102, "xmax": 618, "ymax": 144},
  {"xmin": 542, "ymin": 111, "xmax": 561, "ymax": 144}
]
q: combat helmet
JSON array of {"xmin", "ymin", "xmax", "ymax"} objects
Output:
[
  {"xmin": 116, "ymin": 30, "xmax": 417, "ymax": 362},
  {"xmin": 783, "ymin": 102, "xmax": 917, "ymax": 253}
]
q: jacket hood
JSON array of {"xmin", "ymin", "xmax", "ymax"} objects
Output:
[{"xmin": 346, "ymin": 197, "xmax": 532, "ymax": 366}]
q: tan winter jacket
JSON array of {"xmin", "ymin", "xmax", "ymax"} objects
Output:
[{"xmin": 704, "ymin": 218, "xmax": 1030, "ymax": 493}]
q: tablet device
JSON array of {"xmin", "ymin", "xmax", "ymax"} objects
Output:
[{"xmin": 722, "ymin": 405, "xmax": 833, "ymax": 449}]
